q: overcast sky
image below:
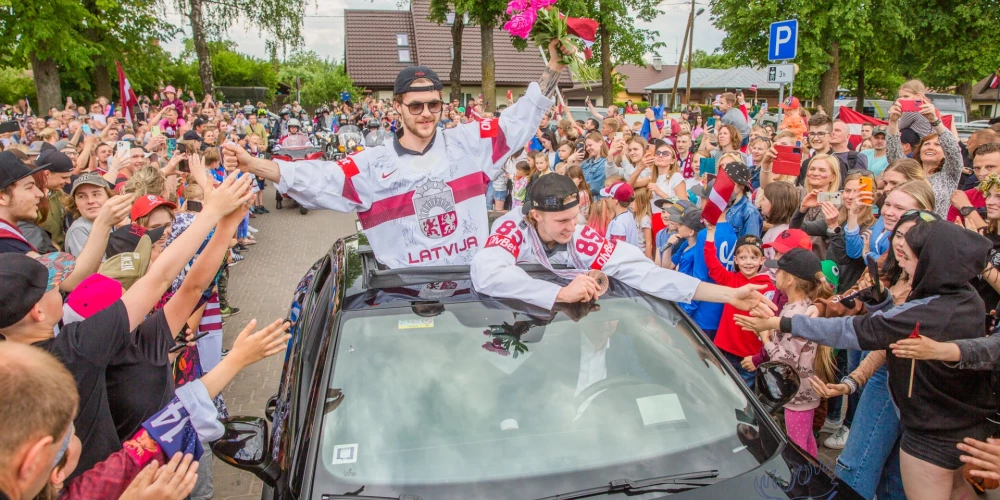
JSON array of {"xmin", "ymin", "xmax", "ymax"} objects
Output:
[{"xmin": 160, "ymin": 0, "xmax": 724, "ymax": 66}]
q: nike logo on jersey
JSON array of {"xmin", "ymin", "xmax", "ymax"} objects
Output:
[{"xmin": 381, "ymin": 169, "xmax": 398, "ymax": 179}]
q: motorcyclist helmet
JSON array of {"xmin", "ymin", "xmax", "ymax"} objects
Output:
[
  {"xmin": 287, "ymin": 118, "xmax": 301, "ymax": 129},
  {"xmin": 367, "ymin": 118, "xmax": 380, "ymax": 129},
  {"xmin": 340, "ymin": 114, "xmax": 349, "ymax": 122},
  {"xmin": 256, "ymin": 109, "xmax": 267, "ymax": 117},
  {"xmin": 279, "ymin": 107, "xmax": 290, "ymax": 116}
]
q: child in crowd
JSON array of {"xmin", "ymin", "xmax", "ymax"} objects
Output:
[
  {"xmin": 631, "ymin": 186, "xmax": 653, "ymax": 258},
  {"xmin": 759, "ymin": 182, "xmax": 799, "ymax": 280},
  {"xmin": 602, "ymin": 181, "xmax": 639, "ymax": 247},
  {"xmin": 565, "ymin": 165, "xmax": 591, "ymax": 225},
  {"xmin": 654, "ymin": 210, "xmax": 679, "ymax": 268},
  {"xmin": 660, "ymin": 201, "xmax": 702, "ymax": 273},
  {"xmin": 760, "ymin": 228, "xmax": 812, "ymax": 312},
  {"xmin": 720, "ymin": 160, "xmax": 763, "ymax": 239},
  {"xmin": 704, "ymin": 225, "xmax": 775, "ymax": 387},
  {"xmin": 511, "ymin": 160, "xmax": 532, "ymax": 212},
  {"xmin": 742, "ymin": 248, "xmax": 835, "ymax": 457}
]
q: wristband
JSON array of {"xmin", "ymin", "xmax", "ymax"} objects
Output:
[
  {"xmin": 779, "ymin": 317, "xmax": 793, "ymax": 334},
  {"xmin": 930, "ymin": 119, "xmax": 942, "ymax": 127},
  {"xmin": 840, "ymin": 375, "xmax": 860, "ymax": 394}
]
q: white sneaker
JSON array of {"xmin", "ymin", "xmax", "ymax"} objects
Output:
[
  {"xmin": 820, "ymin": 417, "xmax": 842, "ymax": 434},
  {"xmin": 824, "ymin": 426, "xmax": 850, "ymax": 450},
  {"xmin": 248, "ymin": 225, "xmax": 259, "ymax": 234}
]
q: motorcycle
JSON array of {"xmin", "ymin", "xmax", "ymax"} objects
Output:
[
  {"xmin": 313, "ymin": 130, "xmax": 337, "ymax": 160},
  {"xmin": 333, "ymin": 124, "xmax": 364, "ymax": 160},
  {"xmin": 270, "ymin": 141, "xmax": 324, "ymax": 215}
]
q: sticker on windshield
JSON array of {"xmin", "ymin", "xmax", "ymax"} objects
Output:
[
  {"xmin": 635, "ymin": 394, "xmax": 687, "ymax": 427},
  {"xmin": 332, "ymin": 444, "xmax": 358, "ymax": 465},
  {"xmin": 398, "ymin": 318, "xmax": 434, "ymax": 329}
]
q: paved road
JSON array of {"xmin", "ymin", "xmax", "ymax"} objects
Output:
[{"xmin": 213, "ymin": 188, "xmax": 357, "ymax": 500}]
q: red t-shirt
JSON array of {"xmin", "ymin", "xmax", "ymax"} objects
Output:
[
  {"xmin": 946, "ymin": 188, "xmax": 986, "ymax": 223},
  {"xmin": 704, "ymin": 240, "xmax": 776, "ymax": 357}
]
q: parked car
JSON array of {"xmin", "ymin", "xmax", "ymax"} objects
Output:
[{"xmin": 213, "ymin": 237, "xmax": 864, "ymax": 500}]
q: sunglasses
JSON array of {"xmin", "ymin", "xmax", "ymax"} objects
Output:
[
  {"xmin": 901, "ymin": 209, "xmax": 939, "ymax": 223},
  {"xmin": 654, "ymin": 150, "xmax": 675, "ymax": 158},
  {"xmin": 402, "ymin": 100, "xmax": 443, "ymax": 115}
]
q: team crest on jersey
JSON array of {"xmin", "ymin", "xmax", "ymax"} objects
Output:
[{"xmin": 413, "ymin": 180, "xmax": 458, "ymax": 238}]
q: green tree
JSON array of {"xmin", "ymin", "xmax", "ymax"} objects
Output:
[
  {"xmin": 177, "ymin": 40, "xmax": 280, "ymax": 99},
  {"xmin": 169, "ymin": 0, "xmax": 306, "ymax": 95},
  {"xmin": 459, "ymin": 0, "xmax": 508, "ymax": 112},
  {"xmin": 709, "ymin": 0, "xmax": 880, "ymax": 112},
  {"xmin": 689, "ymin": 49, "xmax": 735, "ymax": 69},
  {"xmin": 0, "ymin": 68, "xmax": 37, "ymax": 105},
  {"xmin": 586, "ymin": 0, "xmax": 665, "ymax": 105},
  {"xmin": 428, "ymin": 0, "xmax": 468, "ymax": 103},
  {"xmin": 278, "ymin": 51, "xmax": 359, "ymax": 106}
]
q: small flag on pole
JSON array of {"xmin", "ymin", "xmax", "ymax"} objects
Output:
[
  {"xmin": 507, "ymin": 89, "xmax": 514, "ymax": 103},
  {"xmin": 907, "ymin": 322, "xmax": 921, "ymax": 398},
  {"xmin": 701, "ymin": 168, "xmax": 735, "ymax": 226},
  {"xmin": 987, "ymin": 69, "xmax": 1000, "ymax": 90},
  {"xmin": 116, "ymin": 61, "xmax": 139, "ymax": 126},
  {"xmin": 749, "ymin": 84, "xmax": 758, "ymax": 93}
]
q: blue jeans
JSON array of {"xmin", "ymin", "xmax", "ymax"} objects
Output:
[
  {"xmin": 834, "ymin": 361, "xmax": 905, "ymax": 500},
  {"xmin": 720, "ymin": 350, "xmax": 755, "ymax": 390},
  {"xmin": 485, "ymin": 183, "xmax": 495, "ymax": 211},
  {"xmin": 844, "ymin": 349, "xmax": 863, "ymax": 428},
  {"xmin": 826, "ymin": 349, "xmax": 848, "ymax": 422}
]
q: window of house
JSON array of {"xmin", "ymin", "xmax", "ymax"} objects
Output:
[
  {"xmin": 396, "ymin": 33, "xmax": 408, "ymax": 47},
  {"xmin": 446, "ymin": 12, "xmax": 455, "ymax": 25},
  {"xmin": 398, "ymin": 48, "xmax": 411, "ymax": 63}
]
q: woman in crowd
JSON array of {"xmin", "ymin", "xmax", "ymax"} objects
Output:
[
  {"xmin": 64, "ymin": 174, "xmax": 114, "ymax": 257},
  {"xmin": 760, "ymin": 181, "xmax": 799, "ymax": 277},
  {"xmin": 886, "ymin": 97, "xmax": 961, "ymax": 218},
  {"xmin": 566, "ymin": 164, "xmax": 592, "ymax": 225},
  {"xmin": 691, "ymin": 114, "xmax": 705, "ymax": 141},
  {"xmin": 621, "ymin": 136, "xmax": 651, "ymax": 183},
  {"xmin": 711, "ymin": 124, "xmax": 752, "ymax": 165},
  {"xmin": 632, "ymin": 186, "xmax": 654, "ymax": 259},
  {"xmin": 740, "ymin": 213, "xmax": 995, "ymax": 500},
  {"xmin": 970, "ymin": 173, "xmax": 1000, "ymax": 332},
  {"xmin": 581, "ymin": 132, "xmax": 610, "ymax": 200},
  {"xmin": 787, "ymin": 154, "xmax": 842, "ymax": 259},
  {"xmin": 539, "ymin": 129, "xmax": 559, "ymax": 168},
  {"xmin": 646, "ymin": 140, "xmax": 688, "ymax": 241},
  {"xmin": 748, "ymin": 135, "xmax": 771, "ymax": 189}
]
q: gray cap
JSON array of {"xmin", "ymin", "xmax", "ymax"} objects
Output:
[
  {"xmin": 70, "ymin": 172, "xmax": 110, "ymax": 195},
  {"xmin": 27, "ymin": 141, "xmax": 44, "ymax": 156}
]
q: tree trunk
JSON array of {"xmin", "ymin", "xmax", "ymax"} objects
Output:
[
  {"xmin": 818, "ymin": 42, "xmax": 839, "ymax": 116},
  {"xmin": 956, "ymin": 81, "xmax": 973, "ymax": 118},
  {"xmin": 188, "ymin": 0, "xmax": 214, "ymax": 95},
  {"xmin": 450, "ymin": 13, "xmax": 465, "ymax": 103},
  {"xmin": 30, "ymin": 53, "xmax": 62, "ymax": 113},
  {"xmin": 94, "ymin": 64, "xmax": 113, "ymax": 101},
  {"xmin": 854, "ymin": 55, "xmax": 865, "ymax": 113},
  {"xmin": 480, "ymin": 25, "xmax": 495, "ymax": 113},
  {"xmin": 599, "ymin": 22, "xmax": 612, "ymax": 106}
]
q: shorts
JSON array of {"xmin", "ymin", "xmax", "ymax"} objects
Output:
[
  {"xmin": 257, "ymin": 178, "xmax": 265, "ymax": 190},
  {"xmin": 900, "ymin": 421, "xmax": 994, "ymax": 470},
  {"xmin": 493, "ymin": 189, "xmax": 508, "ymax": 202}
]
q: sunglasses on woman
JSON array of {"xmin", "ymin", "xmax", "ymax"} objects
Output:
[
  {"xmin": 401, "ymin": 100, "xmax": 443, "ymax": 115},
  {"xmin": 901, "ymin": 209, "xmax": 939, "ymax": 223},
  {"xmin": 654, "ymin": 150, "xmax": 674, "ymax": 158}
]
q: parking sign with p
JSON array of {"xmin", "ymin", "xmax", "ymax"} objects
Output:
[{"xmin": 768, "ymin": 19, "xmax": 799, "ymax": 61}]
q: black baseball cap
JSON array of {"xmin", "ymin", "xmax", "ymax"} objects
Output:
[
  {"xmin": 0, "ymin": 150, "xmax": 50, "ymax": 190},
  {"xmin": 900, "ymin": 128, "xmax": 920, "ymax": 147},
  {"xmin": 106, "ymin": 224, "xmax": 168, "ymax": 258},
  {"xmin": 723, "ymin": 162, "xmax": 753, "ymax": 190},
  {"xmin": 765, "ymin": 247, "xmax": 822, "ymax": 281},
  {"xmin": 734, "ymin": 233, "xmax": 763, "ymax": 254},
  {"xmin": 0, "ymin": 252, "xmax": 76, "ymax": 328},
  {"xmin": 522, "ymin": 173, "xmax": 579, "ymax": 215},
  {"xmin": 394, "ymin": 66, "xmax": 443, "ymax": 95},
  {"xmin": 37, "ymin": 148, "xmax": 75, "ymax": 174},
  {"xmin": 663, "ymin": 200, "xmax": 704, "ymax": 231}
]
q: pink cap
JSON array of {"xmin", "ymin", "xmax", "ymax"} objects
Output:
[
  {"xmin": 164, "ymin": 85, "xmax": 177, "ymax": 94},
  {"xmin": 62, "ymin": 274, "xmax": 124, "ymax": 325}
]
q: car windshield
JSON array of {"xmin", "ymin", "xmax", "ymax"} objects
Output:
[{"xmin": 318, "ymin": 292, "xmax": 777, "ymax": 496}]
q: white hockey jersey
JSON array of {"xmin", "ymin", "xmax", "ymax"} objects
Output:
[
  {"xmin": 275, "ymin": 83, "xmax": 554, "ymax": 269},
  {"xmin": 471, "ymin": 210, "xmax": 702, "ymax": 310}
]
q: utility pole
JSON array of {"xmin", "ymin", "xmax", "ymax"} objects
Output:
[
  {"xmin": 684, "ymin": 4, "xmax": 705, "ymax": 108},
  {"xmin": 670, "ymin": 9, "xmax": 694, "ymax": 111}
]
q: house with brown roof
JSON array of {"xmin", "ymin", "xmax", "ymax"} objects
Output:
[
  {"xmin": 970, "ymin": 74, "xmax": 1000, "ymax": 119},
  {"xmin": 562, "ymin": 58, "xmax": 681, "ymax": 106},
  {"xmin": 344, "ymin": 0, "xmax": 573, "ymax": 106}
]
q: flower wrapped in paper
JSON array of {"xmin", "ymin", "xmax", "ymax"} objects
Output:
[{"xmin": 504, "ymin": 1, "xmax": 600, "ymax": 87}]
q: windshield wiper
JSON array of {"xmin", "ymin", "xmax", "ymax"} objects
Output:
[{"xmin": 534, "ymin": 470, "xmax": 720, "ymax": 500}]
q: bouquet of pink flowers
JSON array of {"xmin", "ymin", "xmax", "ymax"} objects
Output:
[{"xmin": 504, "ymin": 0, "xmax": 599, "ymax": 87}]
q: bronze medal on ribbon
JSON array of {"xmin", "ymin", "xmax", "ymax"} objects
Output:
[{"xmin": 587, "ymin": 270, "xmax": 609, "ymax": 296}]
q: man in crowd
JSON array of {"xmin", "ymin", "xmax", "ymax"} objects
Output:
[
  {"xmin": 222, "ymin": 40, "xmax": 575, "ymax": 269},
  {"xmin": 830, "ymin": 119, "xmax": 868, "ymax": 171},
  {"xmin": 900, "ymin": 128, "xmax": 920, "ymax": 157},
  {"xmin": 470, "ymin": 174, "xmax": 776, "ymax": 314},
  {"xmin": 858, "ymin": 122, "xmax": 874, "ymax": 147},
  {"xmin": 278, "ymin": 119, "xmax": 309, "ymax": 148},
  {"xmin": 183, "ymin": 117, "xmax": 207, "ymax": 142},
  {"xmin": 0, "ymin": 152, "xmax": 48, "ymax": 253},
  {"xmin": 243, "ymin": 113, "xmax": 268, "ymax": 142},
  {"xmin": 796, "ymin": 114, "xmax": 848, "ymax": 189},
  {"xmin": 718, "ymin": 92, "xmax": 750, "ymax": 139},
  {"xmin": 861, "ymin": 125, "xmax": 890, "ymax": 175},
  {"xmin": 949, "ymin": 143, "xmax": 1000, "ymax": 223},
  {"xmin": 34, "ymin": 148, "xmax": 75, "ymax": 250}
]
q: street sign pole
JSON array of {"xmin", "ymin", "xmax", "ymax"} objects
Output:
[{"xmin": 778, "ymin": 84, "xmax": 785, "ymax": 122}]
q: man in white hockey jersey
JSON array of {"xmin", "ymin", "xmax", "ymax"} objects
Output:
[
  {"xmin": 222, "ymin": 41, "xmax": 572, "ymax": 268},
  {"xmin": 471, "ymin": 174, "xmax": 777, "ymax": 315}
]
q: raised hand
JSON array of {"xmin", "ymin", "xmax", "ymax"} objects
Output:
[
  {"xmin": 229, "ymin": 318, "xmax": 291, "ymax": 369},
  {"xmin": 729, "ymin": 284, "xmax": 778, "ymax": 318},
  {"xmin": 222, "ymin": 142, "xmax": 252, "ymax": 172},
  {"xmin": 203, "ymin": 170, "xmax": 253, "ymax": 217},
  {"xmin": 95, "ymin": 193, "xmax": 135, "ymax": 229}
]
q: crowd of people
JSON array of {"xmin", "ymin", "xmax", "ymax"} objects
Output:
[
  {"xmin": 6, "ymin": 41, "xmax": 1000, "ymax": 499},
  {"xmin": 0, "ymin": 86, "xmax": 309, "ymax": 500},
  {"xmin": 483, "ymin": 82, "xmax": 1000, "ymax": 500}
]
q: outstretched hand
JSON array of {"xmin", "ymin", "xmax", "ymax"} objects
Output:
[{"xmin": 728, "ymin": 283, "xmax": 777, "ymax": 319}]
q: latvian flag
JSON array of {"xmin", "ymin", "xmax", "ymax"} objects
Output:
[
  {"xmin": 988, "ymin": 69, "xmax": 1000, "ymax": 90},
  {"xmin": 564, "ymin": 16, "xmax": 598, "ymax": 60},
  {"xmin": 116, "ymin": 61, "xmax": 139, "ymax": 125},
  {"xmin": 701, "ymin": 168, "xmax": 735, "ymax": 226}
]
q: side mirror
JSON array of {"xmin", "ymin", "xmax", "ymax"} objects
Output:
[
  {"xmin": 264, "ymin": 394, "xmax": 278, "ymax": 423},
  {"xmin": 754, "ymin": 361, "xmax": 800, "ymax": 414},
  {"xmin": 211, "ymin": 417, "xmax": 279, "ymax": 486}
]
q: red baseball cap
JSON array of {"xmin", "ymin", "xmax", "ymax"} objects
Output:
[
  {"xmin": 130, "ymin": 194, "xmax": 177, "ymax": 220},
  {"xmin": 779, "ymin": 96, "xmax": 801, "ymax": 110},
  {"xmin": 599, "ymin": 181, "xmax": 635, "ymax": 204},
  {"xmin": 762, "ymin": 228, "xmax": 812, "ymax": 254}
]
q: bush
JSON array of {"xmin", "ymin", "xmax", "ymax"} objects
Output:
[
  {"xmin": 0, "ymin": 68, "xmax": 36, "ymax": 105},
  {"xmin": 700, "ymin": 105, "xmax": 714, "ymax": 117},
  {"xmin": 613, "ymin": 100, "xmax": 651, "ymax": 113}
]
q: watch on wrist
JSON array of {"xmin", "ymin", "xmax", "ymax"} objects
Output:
[
  {"xmin": 930, "ymin": 118, "xmax": 942, "ymax": 127},
  {"xmin": 827, "ymin": 225, "xmax": 842, "ymax": 235},
  {"xmin": 960, "ymin": 206, "xmax": 976, "ymax": 217}
]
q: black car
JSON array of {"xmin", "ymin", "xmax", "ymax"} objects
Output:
[{"xmin": 213, "ymin": 237, "xmax": 863, "ymax": 500}]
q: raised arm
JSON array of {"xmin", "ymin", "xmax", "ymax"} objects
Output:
[{"xmin": 59, "ymin": 194, "xmax": 133, "ymax": 291}]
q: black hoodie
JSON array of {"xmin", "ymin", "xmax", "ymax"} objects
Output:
[{"xmin": 791, "ymin": 222, "xmax": 998, "ymax": 433}]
